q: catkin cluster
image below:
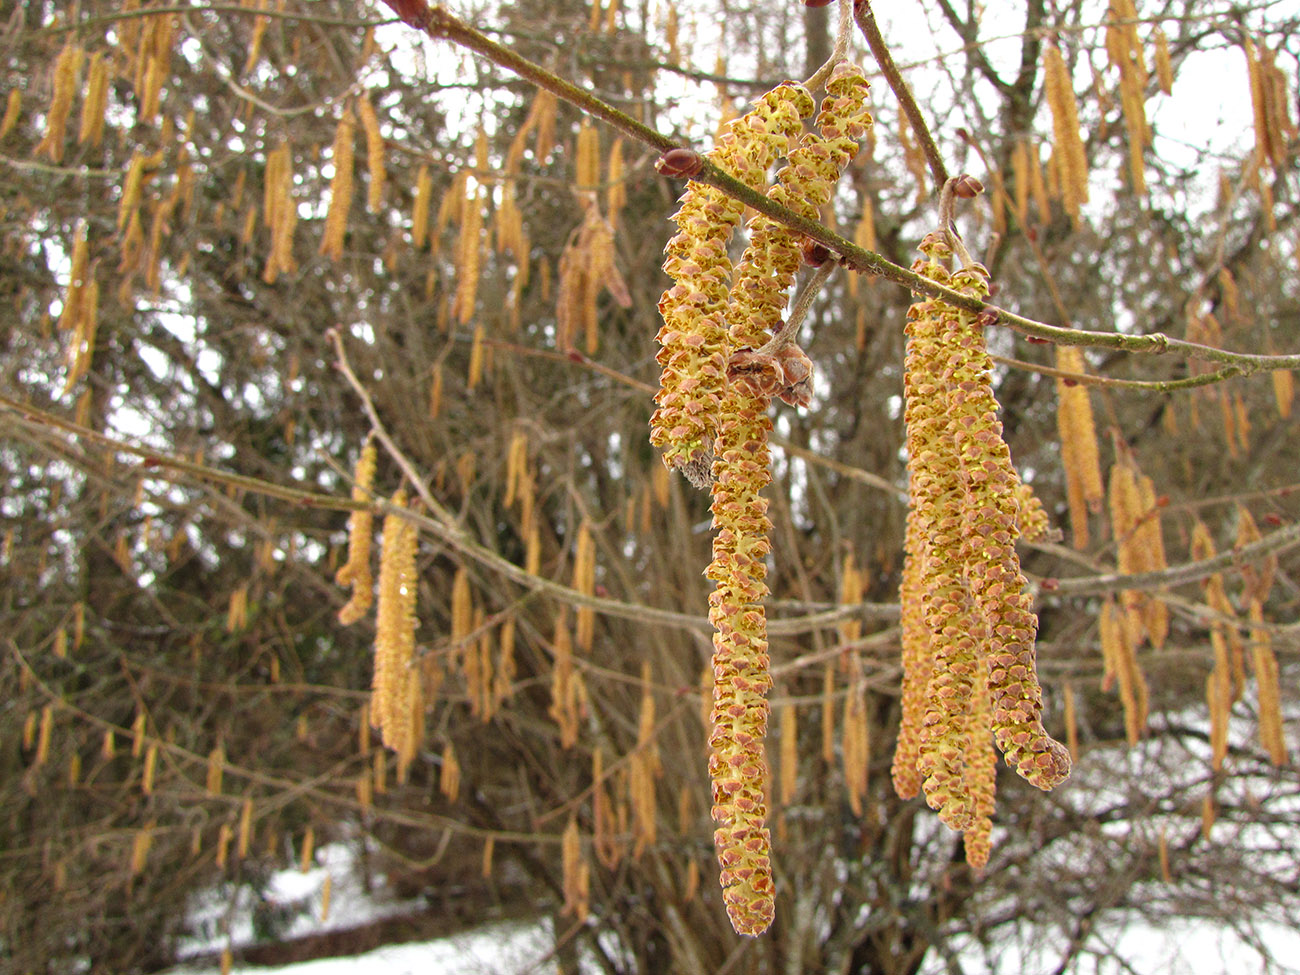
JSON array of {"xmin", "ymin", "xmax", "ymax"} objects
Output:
[
  {"xmin": 649, "ymin": 82, "xmax": 813, "ymax": 482},
  {"xmin": 893, "ymin": 232, "xmax": 1070, "ymax": 868},
  {"xmin": 651, "ymin": 67, "xmax": 872, "ymax": 937}
]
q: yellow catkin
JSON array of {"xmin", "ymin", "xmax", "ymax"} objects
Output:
[
  {"xmin": 299, "ymin": 826, "xmax": 315, "ymax": 872},
  {"xmin": 1043, "ymin": 43, "xmax": 1089, "ymax": 222},
  {"xmin": 576, "ymin": 122, "xmax": 599, "ymax": 191},
  {"xmin": 1063, "ymin": 681, "xmax": 1079, "ymax": 761},
  {"xmin": 1248, "ymin": 603, "xmax": 1286, "ymax": 766},
  {"xmin": 78, "ymin": 52, "xmax": 110, "ymax": 147},
  {"xmin": 549, "ymin": 608, "xmax": 579, "ymax": 747},
  {"xmin": 35, "ymin": 705, "xmax": 54, "ymax": 766},
  {"xmin": 606, "ymin": 138, "xmax": 626, "ymax": 230},
  {"xmin": 358, "ymin": 92, "xmax": 386, "ymax": 212},
  {"xmin": 1272, "ymin": 369, "xmax": 1293, "ymax": 420},
  {"xmin": 842, "ymin": 681, "xmax": 869, "ymax": 817},
  {"xmin": 372, "ymin": 489, "xmax": 420, "ymax": 757},
  {"xmin": 593, "ymin": 749, "xmax": 619, "ymax": 868},
  {"xmin": 37, "ymin": 41, "xmax": 83, "ymax": 162},
  {"xmin": 440, "ymin": 742, "xmax": 461, "ymax": 800},
  {"xmin": 141, "ymin": 741, "xmax": 158, "ymax": 794},
  {"xmin": 1055, "ymin": 345, "xmax": 1104, "ymax": 549},
  {"xmin": 961, "ymin": 668, "xmax": 997, "ymax": 870},
  {"xmin": 561, "ymin": 817, "xmax": 590, "ymax": 921},
  {"xmin": 651, "ymin": 83, "xmax": 815, "ymax": 477},
  {"xmin": 320, "ymin": 874, "xmax": 332, "ymax": 922},
  {"xmin": 573, "ymin": 521, "xmax": 596, "ymax": 650},
  {"xmin": 0, "ymin": 88, "xmax": 21, "ymax": 139},
  {"xmin": 411, "ymin": 163, "xmax": 432, "ymax": 249},
  {"xmin": 454, "ymin": 179, "xmax": 484, "ymax": 323},
  {"xmin": 320, "ymin": 107, "xmax": 356, "ymax": 260},
  {"xmin": 263, "ymin": 142, "xmax": 298, "ymax": 284},
  {"xmin": 1236, "ymin": 505, "xmax": 1276, "ymax": 606},
  {"xmin": 130, "ymin": 822, "xmax": 155, "ymax": 876},
  {"xmin": 237, "ymin": 798, "xmax": 253, "ymax": 858},
  {"xmin": 206, "ymin": 745, "xmax": 225, "ymax": 794}
]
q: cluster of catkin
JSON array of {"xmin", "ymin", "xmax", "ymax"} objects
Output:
[
  {"xmin": 893, "ymin": 232, "xmax": 1071, "ymax": 870},
  {"xmin": 650, "ymin": 64, "xmax": 872, "ymax": 937},
  {"xmin": 334, "ymin": 445, "xmax": 425, "ymax": 773}
]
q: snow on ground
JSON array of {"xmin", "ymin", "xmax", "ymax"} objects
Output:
[{"xmin": 168, "ymin": 921, "xmax": 562, "ymax": 975}]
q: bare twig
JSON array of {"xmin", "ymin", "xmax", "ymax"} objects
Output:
[{"xmin": 853, "ymin": 0, "xmax": 950, "ymax": 193}]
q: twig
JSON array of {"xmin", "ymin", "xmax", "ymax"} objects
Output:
[
  {"xmin": 853, "ymin": 0, "xmax": 949, "ymax": 193},
  {"xmin": 328, "ymin": 327, "xmax": 456, "ymax": 527},
  {"xmin": 1044, "ymin": 520, "xmax": 1300, "ymax": 597},
  {"xmin": 757, "ymin": 263, "xmax": 836, "ymax": 357},
  {"xmin": 0, "ymin": 394, "xmax": 899, "ymax": 636},
  {"xmin": 804, "ymin": 0, "xmax": 858, "ymax": 92}
]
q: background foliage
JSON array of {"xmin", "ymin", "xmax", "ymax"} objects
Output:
[{"xmin": 2, "ymin": 0, "xmax": 1299, "ymax": 972}]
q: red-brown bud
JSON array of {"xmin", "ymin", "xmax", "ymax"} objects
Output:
[
  {"xmin": 952, "ymin": 174, "xmax": 984, "ymax": 198},
  {"xmin": 656, "ymin": 148, "xmax": 705, "ymax": 179},
  {"xmin": 800, "ymin": 238, "xmax": 832, "ymax": 267}
]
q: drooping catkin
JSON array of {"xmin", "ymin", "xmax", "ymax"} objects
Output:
[
  {"xmin": 263, "ymin": 142, "xmax": 298, "ymax": 284},
  {"xmin": 411, "ymin": 163, "xmax": 432, "ymax": 249},
  {"xmin": 650, "ymin": 82, "xmax": 814, "ymax": 477},
  {"xmin": 549, "ymin": 607, "xmax": 580, "ymax": 748},
  {"xmin": 371, "ymin": 488, "xmax": 420, "ymax": 759},
  {"xmin": 1042, "ymin": 42, "xmax": 1089, "ymax": 222},
  {"xmin": 575, "ymin": 121, "xmax": 600, "ymax": 192},
  {"xmin": 561, "ymin": 816, "xmax": 590, "ymax": 921},
  {"xmin": 358, "ymin": 92, "xmax": 386, "ymax": 212},
  {"xmin": 705, "ymin": 67, "xmax": 872, "ymax": 938},
  {"xmin": 37, "ymin": 41, "xmax": 83, "ymax": 162},
  {"xmin": 897, "ymin": 233, "xmax": 1070, "ymax": 853},
  {"xmin": 1055, "ymin": 345, "xmax": 1104, "ymax": 550},
  {"xmin": 841, "ymin": 679, "xmax": 870, "ymax": 817},
  {"xmin": 1153, "ymin": 28, "xmax": 1174, "ymax": 94},
  {"xmin": 1235, "ymin": 505, "xmax": 1276, "ymax": 607},
  {"xmin": 78, "ymin": 52, "xmax": 109, "ymax": 148},
  {"xmin": 454, "ymin": 176, "xmax": 484, "ymax": 324},
  {"xmin": 961, "ymin": 668, "xmax": 996, "ymax": 871},
  {"xmin": 606, "ymin": 138, "xmax": 626, "ymax": 230},
  {"xmin": 1248, "ymin": 601, "xmax": 1287, "ymax": 766},
  {"xmin": 573, "ymin": 521, "xmax": 596, "ymax": 650},
  {"xmin": 337, "ymin": 441, "xmax": 378, "ymax": 624},
  {"xmin": 0, "ymin": 88, "xmax": 21, "ymax": 139},
  {"xmin": 319, "ymin": 106, "xmax": 356, "ymax": 260}
]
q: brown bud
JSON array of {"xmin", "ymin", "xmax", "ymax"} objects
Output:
[
  {"xmin": 804, "ymin": 0, "xmax": 836, "ymax": 6},
  {"xmin": 952, "ymin": 174, "xmax": 984, "ymax": 198},
  {"xmin": 657, "ymin": 148, "xmax": 705, "ymax": 179},
  {"xmin": 383, "ymin": 0, "xmax": 431, "ymax": 28},
  {"xmin": 800, "ymin": 238, "xmax": 832, "ymax": 267}
]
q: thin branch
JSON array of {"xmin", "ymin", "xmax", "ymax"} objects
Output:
[
  {"xmin": 853, "ymin": 0, "xmax": 950, "ymax": 193},
  {"xmin": 328, "ymin": 327, "xmax": 456, "ymax": 528},
  {"xmin": 0, "ymin": 394, "xmax": 898, "ymax": 636},
  {"xmin": 804, "ymin": 0, "xmax": 858, "ymax": 92},
  {"xmin": 1044, "ymin": 519, "xmax": 1300, "ymax": 597},
  {"xmin": 43, "ymin": 3, "xmax": 383, "ymax": 32},
  {"xmin": 990, "ymin": 353, "xmax": 1248, "ymax": 392}
]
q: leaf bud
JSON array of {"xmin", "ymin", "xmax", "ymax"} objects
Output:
[{"xmin": 656, "ymin": 148, "xmax": 705, "ymax": 179}]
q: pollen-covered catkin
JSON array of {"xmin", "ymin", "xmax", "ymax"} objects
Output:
[
  {"xmin": 337, "ymin": 441, "xmax": 378, "ymax": 624},
  {"xmin": 704, "ymin": 67, "xmax": 872, "ymax": 938},
  {"xmin": 895, "ymin": 232, "xmax": 1070, "ymax": 857},
  {"xmin": 371, "ymin": 489, "xmax": 420, "ymax": 757},
  {"xmin": 650, "ymin": 82, "xmax": 813, "ymax": 479}
]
